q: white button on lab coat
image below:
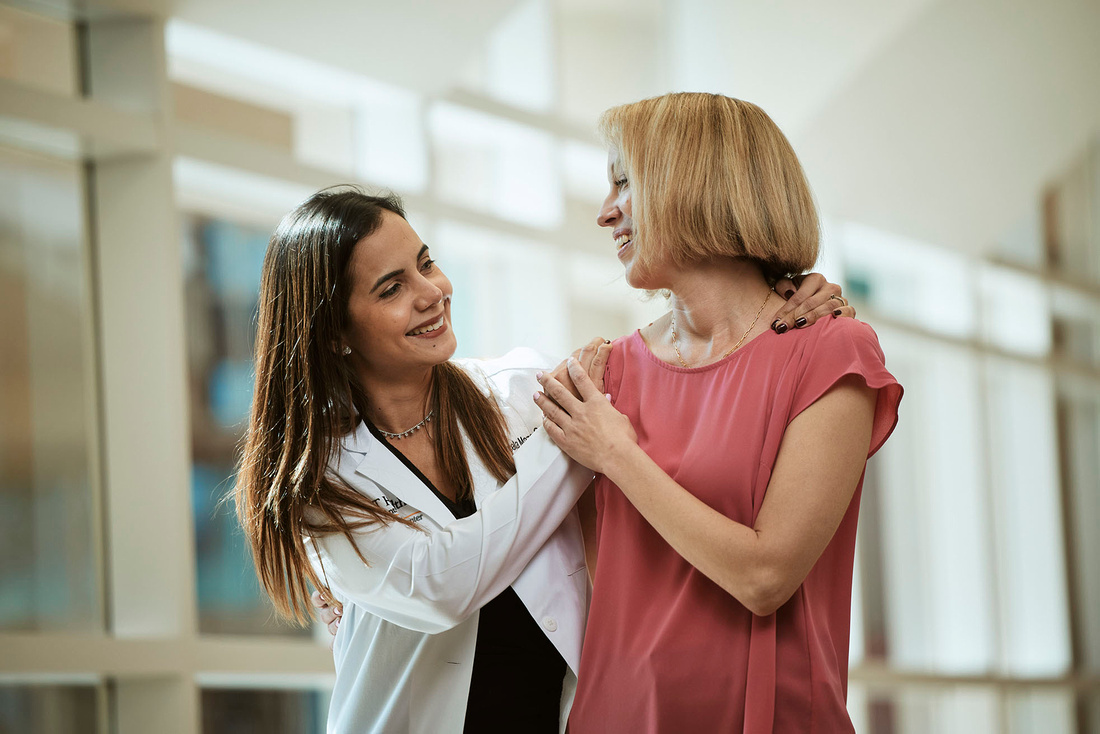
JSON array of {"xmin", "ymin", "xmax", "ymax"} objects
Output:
[{"xmin": 307, "ymin": 349, "xmax": 593, "ymax": 734}]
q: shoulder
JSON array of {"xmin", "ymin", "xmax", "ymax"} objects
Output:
[
  {"xmin": 458, "ymin": 347, "xmax": 558, "ymax": 379},
  {"xmin": 800, "ymin": 316, "xmax": 886, "ymax": 361},
  {"xmin": 454, "ymin": 347, "xmax": 558, "ymax": 397}
]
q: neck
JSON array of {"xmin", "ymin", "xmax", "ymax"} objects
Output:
[
  {"xmin": 667, "ymin": 258, "xmax": 777, "ymax": 341},
  {"xmin": 354, "ymin": 365, "xmax": 435, "ymax": 434}
]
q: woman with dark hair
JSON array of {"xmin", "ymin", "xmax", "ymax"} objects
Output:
[
  {"xmin": 237, "ymin": 186, "xmax": 853, "ymax": 733},
  {"xmin": 535, "ymin": 93, "xmax": 903, "ymax": 733}
]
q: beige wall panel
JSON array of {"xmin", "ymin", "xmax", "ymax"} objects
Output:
[{"xmin": 172, "ymin": 82, "xmax": 293, "ymax": 151}]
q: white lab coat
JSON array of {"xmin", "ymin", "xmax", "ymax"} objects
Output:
[{"xmin": 307, "ymin": 349, "xmax": 593, "ymax": 734}]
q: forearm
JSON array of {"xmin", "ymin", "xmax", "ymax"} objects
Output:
[
  {"xmin": 603, "ymin": 445, "xmax": 779, "ymax": 615},
  {"xmin": 316, "ymin": 431, "xmax": 593, "ymax": 632}
]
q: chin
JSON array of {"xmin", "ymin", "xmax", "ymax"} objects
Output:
[
  {"xmin": 624, "ymin": 261, "xmax": 667, "ymax": 292},
  {"xmin": 432, "ymin": 332, "xmax": 459, "ymax": 363}
]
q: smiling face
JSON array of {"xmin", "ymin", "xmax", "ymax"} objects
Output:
[
  {"xmin": 597, "ymin": 147, "xmax": 669, "ymax": 290},
  {"xmin": 342, "ymin": 210, "xmax": 457, "ymax": 382}
]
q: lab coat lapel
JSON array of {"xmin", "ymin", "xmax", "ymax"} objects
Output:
[{"xmin": 348, "ymin": 423, "xmax": 457, "ymax": 527}]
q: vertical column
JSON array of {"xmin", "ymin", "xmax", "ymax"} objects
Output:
[{"xmin": 83, "ymin": 15, "xmax": 199, "ymax": 734}]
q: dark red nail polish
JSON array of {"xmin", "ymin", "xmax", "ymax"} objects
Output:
[
  {"xmin": 795, "ymin": 317, "xmax": 808, "ymax": 328},
  {"xmin": 770, "ymin": 319, "xmax": 780, "ymax": 331},
  {"xmin": 784, "ymin": 289, "xmax": 795, "ymax": 299},
  {"xmin": 833, "ymin": 309, "xmax": 842, "ymax": 317},
  {"xmin": 775, "ymin": 322, "xmax": 789, "ymax": 334}
]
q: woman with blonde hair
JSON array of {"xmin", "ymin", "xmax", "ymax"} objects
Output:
[{"xmin": 535, "ymin": 93, "xmax": 902, "ymax": 733}]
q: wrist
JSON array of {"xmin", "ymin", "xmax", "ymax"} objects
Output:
[{"xmin": 602, "ymin": 441, "xmax": 642, "ymax": 485}]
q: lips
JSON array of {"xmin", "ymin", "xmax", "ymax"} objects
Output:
[
  {"xmin": 614, "ymin": 233, "xmax": 633, "ymax": 252},
  {"xmin": 407, "ymin": 315, "xmax": 445, "ymax": 336}
]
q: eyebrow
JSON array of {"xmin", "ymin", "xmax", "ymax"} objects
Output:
[{"xmin": 369, "ymin": 244, "xmax": 430, "ymax": 294}]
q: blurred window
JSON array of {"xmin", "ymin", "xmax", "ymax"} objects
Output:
[
  {"xmin": 0, "ymin": 684, "xmax": 99, "ymax": 734},
  {"xmin": 435, "ymin": 219, "xmax": 569, "ymax": 359},
  {"xmin": 0, "ymin": 146, "xmax": 98, "ymax": 633},
  {"xmin": 867, "ymin": 329, "xmax": 997, "ymax": 674},
  {"xmin": 429, "ymin": 104, "xmax": 563, "ymax": 230},
  {"xmin": 840, "ymin": 222, "xmax": 977, "ymax": 340},
  {"xmin": 201, "ymin": 688, "xmax": 327, "ymax": 734},
  {"xmin": 482, "ymin": 0, "xmax": 555, "ymax": 113},
  {"xmin": 984, "ymin": 358, "xmax": 1071, "ymax": 677},
  {"xmin": 182, "ymin": 213, "xmax": 308, "ymax": 637}
]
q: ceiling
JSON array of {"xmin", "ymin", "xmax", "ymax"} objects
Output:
[{"xmin": 160, "ymin": 0, "xmax": 1100, "ymax": 256}]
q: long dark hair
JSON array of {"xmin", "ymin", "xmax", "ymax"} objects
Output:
[{"xmin": 236, "ymin": 187, "xmax": 516, "ymax": 624}]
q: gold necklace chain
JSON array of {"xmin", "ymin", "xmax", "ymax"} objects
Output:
[{"xmin": 670, "ymin": 290, "xmax": 772, "ymax": 368}]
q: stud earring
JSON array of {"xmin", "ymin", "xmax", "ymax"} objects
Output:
[{"xmin": 342, "ymin": 346, "xmax": 352, "ymax": 355}]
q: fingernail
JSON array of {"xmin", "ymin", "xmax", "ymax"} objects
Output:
[
  {"xmin": 535, "ymin": 371, "xmax": 543, "ymax": 380},
  {"xmin": 784, "ymin": 289, "xmax": 795, "ymax": 299},
  {"xmin": 774, "ymin": 322, "xmax": 788, "ymax": 334},
  {"xmin": 770, "ymin": 319, "xmax": 780, "ymax": 332},
  {"xmin": 795, "ymin": 317, "xmax": 808, "ymax": 328},
  {"xmin": 567, "ymin": 357, "xmax": 576, "ymax": 365},
  {"xmin": 533, "ymin": 391, "xmax": 541, "ymax": 400},
  {"xmin": 833, "ymin": 309, "xmax": 842, "ymax": 317}
]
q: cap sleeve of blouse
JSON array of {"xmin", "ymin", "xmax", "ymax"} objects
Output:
[
  {"xmin": 790, "ymin": 319, "xmax": 903, "ymax": 458},
  {"xmin": 603, "ymin": 333, "xmax": 630, "ymax": 404}
]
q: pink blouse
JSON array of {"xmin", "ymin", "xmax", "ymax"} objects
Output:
[{"xmin": 569, "ymin": 317, "xmax": 902, "ymax": 734}]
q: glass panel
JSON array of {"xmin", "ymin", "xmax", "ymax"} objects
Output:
[
  {"xmin": 984, "ymin": 358, "xmax": 1071, "ymax": 676},
  {"xmin": 1051, "ymin": 285, "xmax": 1100, "ymax": 368},
  {"xmin": 429, "ymin": 104, "xmax": 563, "ymax": 229},
  {"xmin": 839, "ymin": 222, "xmax": 977, "ymax": 340},
  {"xmin": 1058, "ymin": 386, "xmax": 1100, "ymax": 675},
  {"xmin": 1005, "ymin": 688, "xmax": 1075, "ymax": 734},
  {"xmin": 166, "ymin": 20, "xmax": 426, "ymax": 189},
  {"xmin": 435, "ymin": 220, "xmax": 569, "ymax": 359},
  {"xmin": 183, "ymin": 214, "xmax": 308, "ymax": 637},
  {"xmin": 562, "ymin": 140, "xmax": 610, "ymax": 203},
  {"xmin": 977, "ymin": 265, "xmax": 1051, "ymax": 357},
  {"xmin": 1083, "ymin": 692, "xmax": 1100, "ymax": 734},
  {"xmin": 564, "ymin": 253, "xmax": 635, "ymax": 347},
  {"xmin": 871, "ymin": 328, "xmax": 995, "ymax": 673},
  {"xmin": 352, "ymin": 97, "xmax": 428, "ymax": 194},
  {"xmin": 0, "ymin": 684, "xmax": 99, "ymax": 734},
  {"xmin": 846, "ymin": 682, "xmax": 870, "ymax": 734},
  {"xmin": 201, "ymin": 688, "xmax": 327, "ymax": 734},
  {"xmin": 482, "ymin": 0, "xmax": 555, "ymax": 113},
  {"xmin": 0, "ymin": 7, "xmax": 77, "ymax": 96},
  {"xmin": 993, "ymin": 204, "xmax": 1045, "ymax": 269},
  {"xmin": 0, "ymin": 146, "xmax": 98, "ymax": 632},
  {"xmin": 866, "ymin": 686, "xmax": 1002, "ymax": 734}
]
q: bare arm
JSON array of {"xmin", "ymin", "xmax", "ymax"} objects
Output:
[{"xmin": 535, "ymin": 360, "xmax": 876, "ymax": 616}]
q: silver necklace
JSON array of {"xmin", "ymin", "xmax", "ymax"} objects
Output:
[{"xmin": 377, "ymin": 410, "xmax": 434, "ymax": 440}]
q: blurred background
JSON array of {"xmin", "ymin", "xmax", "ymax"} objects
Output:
[{"xmin": 0, "ymin": 0, "xmax": 1098, "ymax": 731}]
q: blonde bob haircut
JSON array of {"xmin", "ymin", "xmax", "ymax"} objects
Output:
[{"xmin": 598, "ymin": 92, "xmax": 819, "ymax": 282}]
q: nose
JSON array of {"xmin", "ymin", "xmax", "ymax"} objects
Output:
[
  {"xmin": 415, "ymin": 274, "xmax": 445, "ymax": 309},
  {"xmin": 597, "ymin": 197, "xmax": 619, "ymax": 228}
]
